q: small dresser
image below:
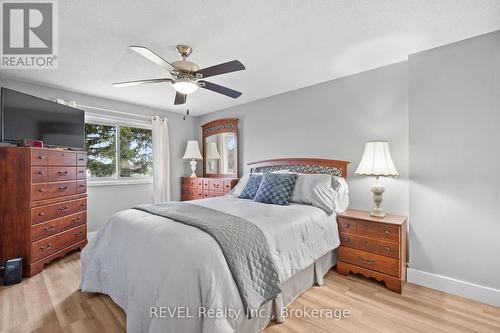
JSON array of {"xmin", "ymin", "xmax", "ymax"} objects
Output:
[
  {"xmin": 336, "ymin": 209, "xmax": 407, "ymax": 293},
  {"xmin": 181, "ymin": 177, "xmax": 239, "ymax": 201},
  {"xmin": 0, "ymin": 147, "xmax": 88, "ymax": 278}
]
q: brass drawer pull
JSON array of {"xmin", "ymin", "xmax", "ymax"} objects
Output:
[
  {"xmin": 57, "ymin": 170, "xmax": 69, "ymax": 175},
  {"xmin": 38, "ymin": 188, "xmax": 46, "ymax": 192},
  {"xmin": 78, "ymin": 170, "xmax": 85, "ymax": 174},
  {"xmin": 344, "ymin": 223, "xmax": 350, "ymax": 228},
  {"xmin": 213, "ymin": 184, "xmax": 220, "ymax": 188},
  {"xmin": 38, "ymin": 211, "xmax": 45, "ymax": 216},
  {"xmin": 38, "ymin": 170, "xmax": 45, "ymax": 175},
  {"xmin": 40, "ymin": 243, "xmax": 52, "ymax": 251},
  {"xmin": 58, "ymin": 206, "xmax": 69, "ymax": 211},
  {"xmin": 78, "ymin": 157, "xmax": 85, "ymax": 161},
  {"xmin": 384, "ymin": 246, "xmax": 391, "ymax": 252},
  {"xmin": 58, "ymin": 186, "xmax": 68, "ymax": 191},
  {"xmin": 38, "ymin": 154, "xmax": 45, "ymax": 160},
  {"xmin": 74, "ymin": 231, "xmax": 85, "ymax": 237},
  {"xmin": 384, "ymin": 230, "xmax": 391, "ymax": 235},
  {"xmin": 72, "ymin": 217, "xmax": 81, "ymax": 223},
  {"xmin": 79, "ymin": 184, "xmax": 85, "ymax": 188},
  {"xmin": 358, "ymin": 256, "xmax": 374, "ymax": 265},
  {"xmin": 343, "ymin": 237, "xmax": 350, "ymax": 242},
  {"xmin": 44, "ymin": 225, "xmax": 55, "ymax": 232}
]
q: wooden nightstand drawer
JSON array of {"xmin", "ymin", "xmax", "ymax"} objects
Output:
[
  {"xmin": 357, "ymin": 221, "xmax": 400, "ymax": 242},
  {"xmin": 356, "ymin": 236, "xmax": 377, "ymax": 253},
  {"xmin": 377, "ymin": 240, "xmax": 400, "ymax": 259},
  {"xmin": 339, "ymin": 246, "xmax": 400, "ymax": 277},
  {"xmin": 338, "ymin": 217, "xmax": 356, "ymax": 234},
  {"xmin": 339, "ymin": 232, "xmax": 356, "ymax": 248}
]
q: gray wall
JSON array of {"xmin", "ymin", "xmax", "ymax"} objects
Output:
[
  {"xmin": 198, "ymin": 62, "xmax": 410, "ymax": 216},
  {"xmin": 0, "ymin": 76, "xmax": 197, "ymax": 231},
  {"xmin": 409, "ymin": 31, "xmax": 500, "ymax": 289}
]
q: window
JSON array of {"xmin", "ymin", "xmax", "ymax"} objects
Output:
[{"xmin": 85, "ymin": 119, "xmax": 152, "ymax": 184}]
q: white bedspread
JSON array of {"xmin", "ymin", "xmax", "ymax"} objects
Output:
[{"xmin": 81, "ymin": 196, "xmax": 340, "ymax": 333}]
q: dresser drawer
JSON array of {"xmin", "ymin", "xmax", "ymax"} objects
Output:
[
  {"xmin": 377, "ymin": 240, "xmax": 400, "ymax": 259},
  {"xmin": 31, "ymin": 149, "xmax": 47, "ymax": 166},
  {"xmin": 186, "ymin": 178, "xmax": 198, "ymax": 188},
  {"xmin": 47, "ymin": 151, "xmax": 76, "ymax": 166},
  {"xmin": 357, "ymin": 221, "xmax": 400, "ymax": 242},
  {"xmin": 76, "ymin": 153, "xmax": 87, "ymax": 166},
  {"xmin": 31, "ymin": 225, "xmax": 87, "ymax": 262},
  {"xmin": 202, "ymin": 179, "xmax": 210, "ymax": 190},
  {"xmin": 31, "ymin": 200, "xmax": 79, "ymax": 224},
  {"xmin": 339, "ymin": 246, "xmax": 400, "ymax": 277},
  {"xmin": 76, "ymin": 180, "xmax": 87, "ymax": 194},
  {"xmin": 32, "ymin": 183, "xmax": 48, "ymax": 201},
  {"xmin": 223, "ymin": 180, "xmax": 233, "ymax": 193},
  {"xmin": 31, "ymin": 166, "xmax": 47, "ymax": 183},
  {"xmin": 31, "ymin": 212, "xmax": 87, "ymax": 242},
  {"xmin": 338, "ymin": 217, "xmax": 356, "ymax": 234},
  {"xmin": 339, "ymin": 232, "xmax": 356, "ymax": 248},
  {"xmin": 76, "ymin": 198, "xmax": 87, "ymax": 212},
  {"xmin": 46, "ymin": 181, "xmax": 77, "ymax": 198},
  {"xmin": 48, "ymin": 166, "xmax": 76, "ymax": 182},
  {"xmin": 76, "ymin": 167, "xmax": 87, "ymax": 180},
  {"xmin": 208, "ymin": 179, "xmax": 224, "ymax": 192}
]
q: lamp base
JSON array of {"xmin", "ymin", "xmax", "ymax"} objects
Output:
[
  {"xmin": 369, "ymin": 180, "xmax": 386, "ymax": 218},
  {"xmin": 189, "ymin": 160, "xmax": 198, "ymax": 178}
]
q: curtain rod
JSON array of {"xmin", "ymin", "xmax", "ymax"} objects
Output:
[{"xmin": 76, "ymin": 104, "xmax": 153, "ymax": 120}]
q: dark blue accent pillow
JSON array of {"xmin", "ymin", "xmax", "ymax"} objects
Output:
[
  {"xmin": 238, "ymin": 174, "xmax": 263, "ymax": 199},
  {"xmin": 254, "ymin": 173, "xmax": 298, "ymax": 205}
]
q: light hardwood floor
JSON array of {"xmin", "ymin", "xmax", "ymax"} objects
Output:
[{"xmin": 1, "ymin": 251, "xmax": 499, "ymax": 333}]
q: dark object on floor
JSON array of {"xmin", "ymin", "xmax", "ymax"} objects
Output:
[{"xmin": 3, "ymin": 258, "xmax": 23, "ymax": 286}]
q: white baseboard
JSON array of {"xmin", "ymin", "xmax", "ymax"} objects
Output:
[{"xmin": 407, "ymin": 268, "xmax": 500, "ymax": 307}]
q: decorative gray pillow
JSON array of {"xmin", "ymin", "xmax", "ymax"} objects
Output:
[
  {"xmin": 254, "ymin": 173, "xmax": 298, "ymax": 205},
  {"xmin": 238, "ymin": 174, "xmax": 263, "ymax": 199}
]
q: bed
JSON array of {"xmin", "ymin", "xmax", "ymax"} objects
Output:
[{"xmin": 81, "ymin": 158, "xmax": 349, "ymax": 333}]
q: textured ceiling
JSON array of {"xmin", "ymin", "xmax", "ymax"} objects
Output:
[{"xmin": 1, "ymin": 0, "xmax": 500, "ymax": 115}]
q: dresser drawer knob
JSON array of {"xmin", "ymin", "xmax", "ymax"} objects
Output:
[
  {"xmin": 38, "ymin": 154, "xmax": 45, "ymax": 160},
  {"xmin": 58, "ymin": 206, "xmax": 69, "ymax": 212},
  {"xmin": 344, "ymin": 223, "xmax": 350, "ymax": 228},
  {"xmin": 58, "ymin": 186, "xmax": 68, "ymax": 192},
  {"xmin": 79, "ymin": 184, "xmax": 85, "ymax": 188},
  {"xmin": 384, "ymin": 230, "xmax": 391, "ymax": 235},
  {"xmin": 40, "ymin": 243, "xmax": 52, "ymax": 251},
  {"xmin": 57, "ymin": 170, "xmax": 69, "ymax": 175},
  {"xmin": 384, "ymin": 246, "xmax": 391, "ymax": 252},
  {"xmin": 38, "ymin": 170, "xmax": 44, "ymax": 175},
  {"xmin": 78, "ymin": 170, "xmax": 84, "ymax": 174},
  {"xmin": 72, "ymin": 217, "xmax": 81, "ymax": 223},
  {"xmin": 358, "ymin": 256, "xmax": 374, "ymax": 265},
  {"xmin": 74, "ymin": 231, "xmax": 85, "ymax": 237},
  {"xmin": 38, "ymin": 188, "xmax": 46, "ymax": 192},
  {"xmin": 78, "ymin": 157, "xmax": 85, "ymax": 161},
  {"xmin": 343, "ymin": 237, "xmax": 350, "ymax": 242},
  {"xmin": 38, "ymin": 211, "xmax": 45, "ymax": 216},
  {"xmin": 43, "ymin": 225, "xmax": 55, "ymax": 232}
]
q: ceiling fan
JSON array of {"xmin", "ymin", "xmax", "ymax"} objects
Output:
[{"xmin": 112, "ymin": 44, "xmax": 245, "ymax": 105}]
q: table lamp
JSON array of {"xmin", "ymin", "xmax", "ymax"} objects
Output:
[
  {"xmin": 355, "ymin": 141, "xmax": 399, "ymax": 217},
  {"xmin": 182, "ymin": 140, "xmax": 202, "ymax": 178}
]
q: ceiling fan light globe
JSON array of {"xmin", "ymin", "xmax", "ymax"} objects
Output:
[{"xmin": 172, "ymin": 79, "xmax": 199, "ymax": 95}]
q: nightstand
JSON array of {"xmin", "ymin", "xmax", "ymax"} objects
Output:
[{"xmin": 336, "ymin": 209, "xmax": 407, "ymax": 293}]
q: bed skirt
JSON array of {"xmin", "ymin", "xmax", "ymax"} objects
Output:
[{"xmin": 237, "ymin": 249, "xmax": 338, "ymax": 333}]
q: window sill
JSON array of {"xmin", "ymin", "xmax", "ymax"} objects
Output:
[{"xmin": 87, "ymin": 178, "xmax": 153, "ymax": 187}]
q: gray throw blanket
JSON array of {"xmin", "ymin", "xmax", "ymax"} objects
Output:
[{"xmin": 133, "ymin": 202, "xmax": 282, "ymax": 315}]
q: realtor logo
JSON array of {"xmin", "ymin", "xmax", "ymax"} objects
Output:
[{"xmin": 1, "ymin": 0, "xmax": 58, "ymax": 68}]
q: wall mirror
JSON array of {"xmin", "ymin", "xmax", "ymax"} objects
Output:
[{"xmin": 201, "ymin": 118, "xmax": 239, "ymax": 178}]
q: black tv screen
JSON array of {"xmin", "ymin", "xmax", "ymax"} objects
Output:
[{"xmin": 1, "ymin": 88, "xmax": 85, "ymax": 149}]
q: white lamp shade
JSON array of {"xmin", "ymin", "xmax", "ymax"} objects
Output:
[
  {"xmin": 182, "ymin": 140, "xmax": 203, "ymax": 160},
  {"xmin": 206, "ymin": 142, "xmax": 221, "ymax": 160},
  {"xmin": 355, "ymin": 141, "xmax": 399, "ymax": 177}
]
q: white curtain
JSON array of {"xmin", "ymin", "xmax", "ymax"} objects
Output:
[{"xmin": 152, "ymin": 116, "xmax": 170, "ymax": 203}]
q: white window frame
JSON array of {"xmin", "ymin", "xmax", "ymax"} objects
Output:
[{"xmin": 85, "ymin": 112, "xmax": 153, "ymax": 187}]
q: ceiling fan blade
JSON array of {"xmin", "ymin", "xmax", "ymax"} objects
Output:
[
  {"xmin": 194, "ymin": 60, "xmax": 245, "ymax": 79},
  {"xmin": 112, "ymin": 78, "xmax": 171, "ymax": 87},
  {"xmin": 174, "ymin": 92, "xmax": 187, "ymax": 105},
  {"xmin": 130, "ymin": 46, "xmax": 176, "ymax": 72},
  {"xmin": 199, "ymin": 80, "xmax": 242, "ymax": 99}
]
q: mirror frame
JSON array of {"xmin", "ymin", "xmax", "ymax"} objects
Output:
[{"xmin": 201, "ymin": 118, "xmax": 239, "ymax": 178}]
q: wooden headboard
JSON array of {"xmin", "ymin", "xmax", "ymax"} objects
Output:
[{"xmin": 247, "ymin": 158, "xmax": 349, "ymax": 178}]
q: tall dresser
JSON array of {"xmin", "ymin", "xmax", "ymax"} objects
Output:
[{"xmin": 0, "ymin": 147, "xmax": 88, "ymax": 278}]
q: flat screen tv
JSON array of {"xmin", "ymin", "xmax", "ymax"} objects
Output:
[{"xmin": 0, "ymin": 88, "xmax": 85, "ymax": 149}]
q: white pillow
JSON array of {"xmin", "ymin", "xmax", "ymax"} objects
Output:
[
  {"xmin": 229, "ymin": 174, "xmax": 250, "ymax": 197},
  {"xmin": 289, "ymin": 173, "xmax": 349, "ymax": 214}
]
